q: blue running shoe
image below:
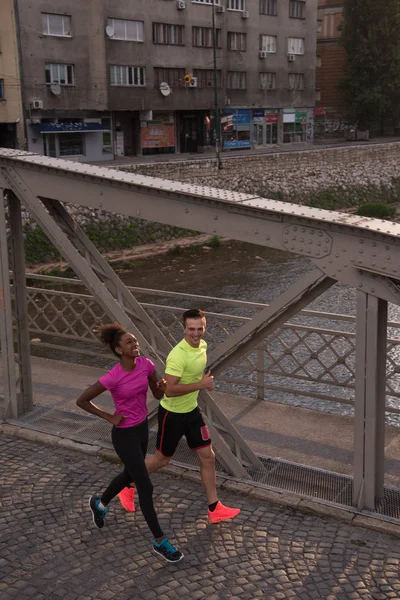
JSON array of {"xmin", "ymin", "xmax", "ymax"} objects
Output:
[
  {"xmin": 89, "ymin": 495, "xmax": 109, "ymax": 529},
  {"xmin": 153, "ymin": 538, "xmax": 183, "ymax": 563}
]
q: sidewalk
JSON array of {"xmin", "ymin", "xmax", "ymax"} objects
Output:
[
  {"xmin": 95, "ymin": 137, "xmax": 400, "ymax": 168},
  {"xmin": 2, "ymin": 432, "xmax": 400, "ymax": 600},
  {"xmin": 2, "ymin": 356, "xmax": 400, "ymax": 488}
]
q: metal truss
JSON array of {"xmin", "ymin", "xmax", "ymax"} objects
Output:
[
  {"xmin": 1, "ymin": 148, "xmax": 399, "ymax": 506},
  {"xmin": 0, "ymin": 167, "xmax": 261, "ymax": 478}
]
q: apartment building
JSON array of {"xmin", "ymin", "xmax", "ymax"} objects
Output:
[
  {"xmin": 316, "ymin": 0, "xmax": 346, "ymax": 121},
  {"xmin": 0, "ymin": 0, "xmax": 25, "ymax": 149},
  {"xmin": 15, "ymin": 0, "xmax": 318, "ymax": 161}
]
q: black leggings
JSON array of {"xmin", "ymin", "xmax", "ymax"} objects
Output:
[{"xmin": 100, "ymin": 419, "xmax": 163, "ymax": 539}]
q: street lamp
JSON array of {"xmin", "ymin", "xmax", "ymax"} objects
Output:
[{"xmin": 211, "ymin": 2, "xmax": 223, "ymax": 169}]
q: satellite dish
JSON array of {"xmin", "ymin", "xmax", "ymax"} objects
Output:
[
  {"xmin": 50, "ymin": 83, "xmax": 61, "ymax": 96},
  {"xmin": 159, "ymin": 82, "xmax": 171, "ymax": 97},
  {"xmin": 105, "ymin": 25, "xmax": 115, "ymax": 38}
]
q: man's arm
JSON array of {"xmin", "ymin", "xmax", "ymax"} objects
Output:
[{"xmin": 165, "ymin": 372, "xmax": 214, "ymax": 398}]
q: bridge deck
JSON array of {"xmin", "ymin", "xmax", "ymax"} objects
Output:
[{"xmin": 2, "ymin": 356, "xmax": 400, "ymax": 490}]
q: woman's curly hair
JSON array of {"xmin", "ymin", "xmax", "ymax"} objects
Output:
[{"xmin": 98, "ymin": 323, "xmax": 127, "ymax": 357}]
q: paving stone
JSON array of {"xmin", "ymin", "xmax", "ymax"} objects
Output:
[{"xmin": 2, "ymin": 434, "xmax": 400, "ymax": 599}]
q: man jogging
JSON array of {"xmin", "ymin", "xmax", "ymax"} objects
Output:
[{"xmin": 118, "ymin": 308, "xmax": 240, "ymax": 524}]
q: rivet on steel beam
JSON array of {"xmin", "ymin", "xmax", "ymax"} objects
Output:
[
  {"xmin": 359, "ymin": 283, "xmax": 363, "ymax": 287},
  {"xmin": 342, "ymin": 248, "xmax": 346, "ymax": 252},
  {"xmin": 266, "ymin": 235, "xmax": 270, "ymax": 240},
  {"xmin": 371, "ymin": 288, "xmax": 375, "ymax": 293},
  {"xmin": 214, "ymin": 216, "xmax": 218, "ymax": 220},
  {"xmin": 359, "ymin": 239, "xmax": 363, "ymax": 243}
]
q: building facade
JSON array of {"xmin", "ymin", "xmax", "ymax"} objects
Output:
[
  {"xmin": 15, "ymin": 0, "xmax": 318, "ymax": 161},
  {"xmin": 316, "ymin": 0, "xmax": 346, "ymax": 125},
  {"xmin": 0, "ymin": 0, "xmax": 25, "ymax": 149}
]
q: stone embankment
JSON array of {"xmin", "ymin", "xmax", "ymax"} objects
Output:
[{"xmin": 123, "ymin": 142, "xmax": 400, "ymax": 206}]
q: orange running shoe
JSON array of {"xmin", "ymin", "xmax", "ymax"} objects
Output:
[
  {"xmin": 208, "ymin": 501, "xmax": 240, "ymax": 524},
  {"xmin": 118, "ymin": 486, "xmax": 135, "ymax": 512}
]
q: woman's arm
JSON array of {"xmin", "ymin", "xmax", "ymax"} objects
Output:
[
  {"xmin": 76, "ymin": 381, "xmax": 125, "ymax": 426},
  {"xmin": 148, "ymin": 372, "xmax": 167, "ymax": 400}
]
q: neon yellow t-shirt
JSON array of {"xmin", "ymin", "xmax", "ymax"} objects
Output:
[{"xmin": 160, "ymin": 338, "xmax": 207, "ymax": 413}]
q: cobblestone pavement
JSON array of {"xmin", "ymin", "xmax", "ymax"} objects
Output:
[{"xmin": 2, "ymin": 435, "xmax": 400, "ymax": 600}]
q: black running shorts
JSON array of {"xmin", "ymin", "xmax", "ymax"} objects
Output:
[{"xmin": 156, "ymin": 405, "xmax": 212, "ymax": 457}]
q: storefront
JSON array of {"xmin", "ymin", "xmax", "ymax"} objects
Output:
[
  {"xmin": 29, "ymin": 120, "xmax": 111, "ymax": 162},
  {"xmin": 222, "ymin": 109, "xmax": 251, "ymax": 150},
  {"xmin": 140, "ymin": 111, "xmax": 175, "ymax": 156},
  {"xmin": 252, "ymin": 110, "xmax": 278, "ymax": 146},
  {"xmin": 283, "ymin": 109, "xmax": 307, "ymax": 143}
]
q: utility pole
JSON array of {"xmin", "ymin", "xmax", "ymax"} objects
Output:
[{"xmin": 211, "ymin": 2, "xmax": 223, "ymax": 169}]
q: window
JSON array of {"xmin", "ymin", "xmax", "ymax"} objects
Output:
[
  {"xmin": 288, "ymin": 37, "xmax": 305, "ymax": 55},
  {"xmin": 227, "ymin": 71, "xmax": 246, "ymax": 89},
  {"xmin": 154, "ymin": 67, "xmax": 185, "ymax": 88},
  {"xmin": 0, "ymin": 80, "xmax": 4, "ymax": 99},
  {"xmin": 41, "ymin": 13, "xmax": 71, "ymax": 37},
  {"xmin": 260, "ymin": 72, "xmax": 276, "ymax": 90},
  {"xmin": 260, "ymin": 35, "xmax": 277, "ymax": 53},
  {"xmin": 102, "ymin": 117, "xmax": 112, "ymax": 154},
  {"xmin": 110, "ymin": 66, "xmax": 146, "ymax": 86},
  {"xmin": 289, "ymin": 0, "xmax": 305, "ymax": 19},
  {"xmin": 228, "ymin": 0, "xmax": 245, "ymax": 10},
  {"xmin": 153, "ymin": 23, "xmax": 184, "ymax": 45},
  {"xmin": 193, "ymin": 69, "xmax": 222, "ymax": 87},
  {"xmin": 45, "ymin": 63, "xmax": 74, "ymax": 85},
  {"xmin": 192, "ymin": 27, "xmax": 221, "ymax": 48},
  {"xmin": 107, "ymin": 18, "xmax": 144, "ymax": 42},
  {"xmin": 228, "ymin": 32, "xmax": 246, "ymax": 51},
  {"xmin": 192, "ymin": 0, "xmax": 220, "ymax": 4},
  {"xmin": 288, "ymin": 73, "xmax": 304, "ymax": 90},
  {"xmin": 59, "ymin": 133, "xmax": 84, "ymax": 156},
  {"xmin": 259, "ymin": 0, "xmax": 277, "ymax": 16}
]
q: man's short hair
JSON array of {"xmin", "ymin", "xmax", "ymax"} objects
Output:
[{"xmin": 182, "ymin": 308, "xmax": 205, "ymax": 325}]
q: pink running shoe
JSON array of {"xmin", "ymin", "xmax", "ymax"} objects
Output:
[
  {"xmin": 118, "ymin": 486, "xmax": 135, "ymax": 512},
  {"xmin": 208, "ymin": 501, "xmax": 240, "ymax": 524}
]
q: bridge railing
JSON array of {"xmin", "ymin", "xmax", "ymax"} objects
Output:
[{"xmin": 19, "ymin": 273, "xmax": 400, "ymax": 422}]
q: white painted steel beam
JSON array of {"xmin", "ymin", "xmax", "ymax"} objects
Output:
[
  {"xmin": 2, "ymin": 168, "xmax": 259, "ymax": 477},
  {"xmin": 0, "ymin": 190, "xmax": 18, "ymax": 418},
  {"xmin": 208, "ymin": 269, "xmax": 335, "ymax": 376},
  {"xmin": 354, "ymin": 292, "xmax": 387, "ymax": 509},
  {"xmin": 0, "ymin": 150, "xmax": 400, "ymax": 304},
  {"xmin": 8, "ymin": 193, "xmax": 33, "ymax": 414}
]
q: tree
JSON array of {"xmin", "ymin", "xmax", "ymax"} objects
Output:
[{"xmin": 340, "ymin": 0, "xmax": 400, "ymax": 131}]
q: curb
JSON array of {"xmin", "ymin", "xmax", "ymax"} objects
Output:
[{"xmin": 2, "ymin": 421, "xmax": 400, "ymax": 539}]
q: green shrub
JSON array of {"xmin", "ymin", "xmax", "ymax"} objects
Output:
[{"xmin": 355, "ymin": 202, "xmax": 396, "ymax": 219}]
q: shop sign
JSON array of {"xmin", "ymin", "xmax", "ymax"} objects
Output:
[
  {"xmin": 253, "ymin": 109, "xmax": 264, "ymax": 124},
  {"xmin": 314, "ymin": 107, "xmax": 326, "ymax": 116},
  {"xmin": 224, "ymin": 109, "xmax": 251, "ymax": 125},
  {"xmin": 295, "ymin": 112, "xmax": 307, "ymax": 124},
  {"xmin": 265, "ymin": 113, "xmax": 279, "ymax": 124},
  {"xmin": 223, "ymin": 139, "xmax": 252, "ymax": 149},
  {"xmin": 141, "ymin": 113, "xmax": 175, "ymax": 149}
]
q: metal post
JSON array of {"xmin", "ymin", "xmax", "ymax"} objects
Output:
[
  {"xmin": 0, "ymin": 189, "xmax": 18, "ymax": 419},
  {"xmin": 354, "ymin": 291, "xmax": 387, "ymax": 509},
  {"xmin": 257, "ymin": 348, "xmax": 265, "ymax": 401},
  {"xmin": 8, "ymin": 191, "xmax": 33, "ymax": 414},
  {"xmin": 211, "ymin": 2, "xmax": 222, "ymax": 169}
]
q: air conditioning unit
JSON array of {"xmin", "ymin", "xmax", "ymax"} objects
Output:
[
  {"xmin": 216, "ymin": 4, "xmax": 225, "ymax": 12},
  {"xmin": 288, "ymin": 54, "xmax": 296, "ymax": 62},
  {"xmin": 176, "ymin": 0, "xmax": 186, "ymax": 9},
  {"xmin": 189, "ymin": 77, "xmax": 198, "ymax": 88},
  {"xmin": 242, "ymin": 11, "xmax": 249, "ymax": 18},
  {"xmin": 30, "ymin": 99, "xmax": 43, "ymax": 110},
  {"xmin": 259, "ymin": 50, "xmax": 268, "ymax": 59}
]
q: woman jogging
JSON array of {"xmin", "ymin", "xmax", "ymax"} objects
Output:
[{"xmin": 76, "ymin": 323, "xmax": 183, "ymax": 563}]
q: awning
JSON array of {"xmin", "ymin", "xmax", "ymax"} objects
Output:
[{"xmin": 33, "ymin": 122, "xmax": 106, "ymax": 134}]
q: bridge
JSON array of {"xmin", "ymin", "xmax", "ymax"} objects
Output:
[{"xmin": 1, "ymin": 147, "xmax": 400, "ymax": 515}]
